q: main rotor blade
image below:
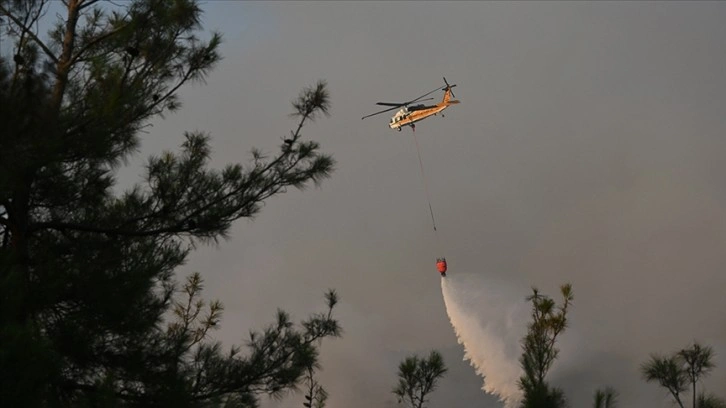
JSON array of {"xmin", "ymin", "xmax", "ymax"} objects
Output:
[
  {"xmin": 406, "ymin": 87, "xmax": 444, "ymax": 105},
  {"xmin": 361, "ymin": 105, "xmax": 400, "ymax": 120},
  {"xmin": 362, "ymin": 82, "xmax": 448, "ymax": 120},
  {"xmin": 376, "ymin": 97, "xmax": 434, "ymax": 107}
]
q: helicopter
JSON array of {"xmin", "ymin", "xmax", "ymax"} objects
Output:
[{"xmin": 362, "ymin": 77, "xmax": 460, "ymax": 131}]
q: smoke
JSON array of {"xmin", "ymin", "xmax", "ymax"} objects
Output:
[{"xmin": 440, "ymin": 274, "xmax": 530, "ymax": 408}]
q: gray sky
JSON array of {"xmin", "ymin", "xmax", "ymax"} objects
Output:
[{"xmin": 121, "ymin": 2, "xmax": 726, "ymax": 407}]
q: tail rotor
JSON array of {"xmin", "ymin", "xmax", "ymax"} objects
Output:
[{"xmin": 443, "ymin": 76, "xmax": 457, "ymax": 98}]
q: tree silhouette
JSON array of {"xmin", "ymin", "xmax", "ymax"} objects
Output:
[
  {"xmin": 393, "ymin": 350, "xmax": 448, "ymax": 408},
  {"xmin": 302, "ymin": 365, "xmax": 329, "ymax": 408},
  {"xmin": 679, "ymin": 343, "xmax": 715, "ymax": 408},
  {"xmin": 641, "ymin": 354, "xmax": 688, "ymax": 408},
  {"xmin": 517, "ymin": 284, "xmax": 573, "ymax": 408},
  {"xmin": 593, "ymin": 386, "xmax": 618, "ymax": 408},
  {"xmin": 301, "ymin": 291, "xmax": 337, "ymax": 408},
  {"xmin": 698, "ymin": 393, "xmax": 726, "ymax": 408},
  {"xmin": 0, "ymin": 0, "xmax": 339, "ymax": 406},
  {"xmin": 641, "ymin": 342, "xmax": 718, "ymax": 408}
]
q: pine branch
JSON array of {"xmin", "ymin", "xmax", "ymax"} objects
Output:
[
  {"xmin": 68, "ymin": 22, "xmax": 129, "ymax": 66},
  {"xmin": 30, "ymin": 86, "xmax": 330, "ymax": 239},
  {"xmin": 0, "ymin": 2, "xmax": 59, "ymax": 65},
  {"xmin": 78, "ymin": 0, "xmax": 102, "ymax": 10}
]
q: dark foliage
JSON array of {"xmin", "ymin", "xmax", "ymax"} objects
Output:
[
  {"xmin": 393, "ymin": 350, "xmax": 448, "ymax": 408},
  {"xmin": 0, "ymin": 1, "xmax": 339, "ymax": 406},
  {"xmin": 517, "ymin": 284, "xmax": 573, "ymax": 408}
]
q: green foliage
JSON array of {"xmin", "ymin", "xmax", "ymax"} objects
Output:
[
  {"xmin": 299, "ymin": 291, "xmax": 337, "ymax": 408},
  {"xmin": 393, "ymin": 350, "xmax": 448, "ymax": 408},
  {"xmin": 519, "ymin": 384, "xmax": 567, "ymax": 408},
  {"xmin": 302, "ymin": 365, "xmax": 329, "ymax": 408},
  {"xmin": 517, "ymin": 284, "xmax": 573, "ymax": 408},
  {"xmin": 0, "ymin": 0, "xmax": 339, "ymax": 406},
  {"xmin": 698, "ymin": 393, "xmax": 726, "ymax": 408},
  {"xmin": 593, "ymin": 387, "xmax": 618, "ymax": 408},
  {"xmin": 641, "ymin": 342, "xmax": 718, "ymax": 408},
  {"xmin": 641, "ymin": 353, "xmax": 688, "ymax": 408},
  {"xmin": 680, "ymin": 343, "xmax": 716, "ymax": 408}
]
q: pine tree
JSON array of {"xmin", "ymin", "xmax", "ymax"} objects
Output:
[
  {"xmin": 641, "ymin": 342, "xmax": 719, "ymax": 408},
  {"xmin": 0, "ymin": 1, "xmax": 340, "ymax": 406},
  {"xmin": 517, "ymin": 284, "xmax": 573, "ymax": 408},
  {"xmin": 392, "ymin": 350, "xmax": 448, "ymax": 408},
  {"xmin": 593, "ymin": 386, "xmax": 618, "ymax": 408}
]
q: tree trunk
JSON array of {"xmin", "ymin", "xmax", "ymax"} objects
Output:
[
  {"xmin": 692, "ymin": 380, "xmax": 696, "ymax": 408},
  {"xmin": 50, "ymin": 0, "xmax": 80, "ymax": 115}
]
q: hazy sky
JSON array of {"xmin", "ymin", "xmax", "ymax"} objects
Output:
[{"xmin": 118, "ymin": 2, "xmax": 726, "ymax": 407}]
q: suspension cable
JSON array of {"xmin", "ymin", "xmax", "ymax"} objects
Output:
[{"xmin": 411, "ymin": 127, "xmax": 438, "ymax": 234}]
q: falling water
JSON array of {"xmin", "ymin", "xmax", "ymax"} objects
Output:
[{"xmin": 441, "ymin": 275, "xmax": 528, "ymax": 408}]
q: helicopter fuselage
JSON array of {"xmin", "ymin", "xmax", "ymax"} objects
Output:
[{"xmin": 389, "ymin": 101, "xmax": 457, "ymax": 130}]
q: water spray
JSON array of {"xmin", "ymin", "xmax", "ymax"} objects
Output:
[{"xmin": 440, "ymin": 275, "xmax": 528, "ymax": 407}]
